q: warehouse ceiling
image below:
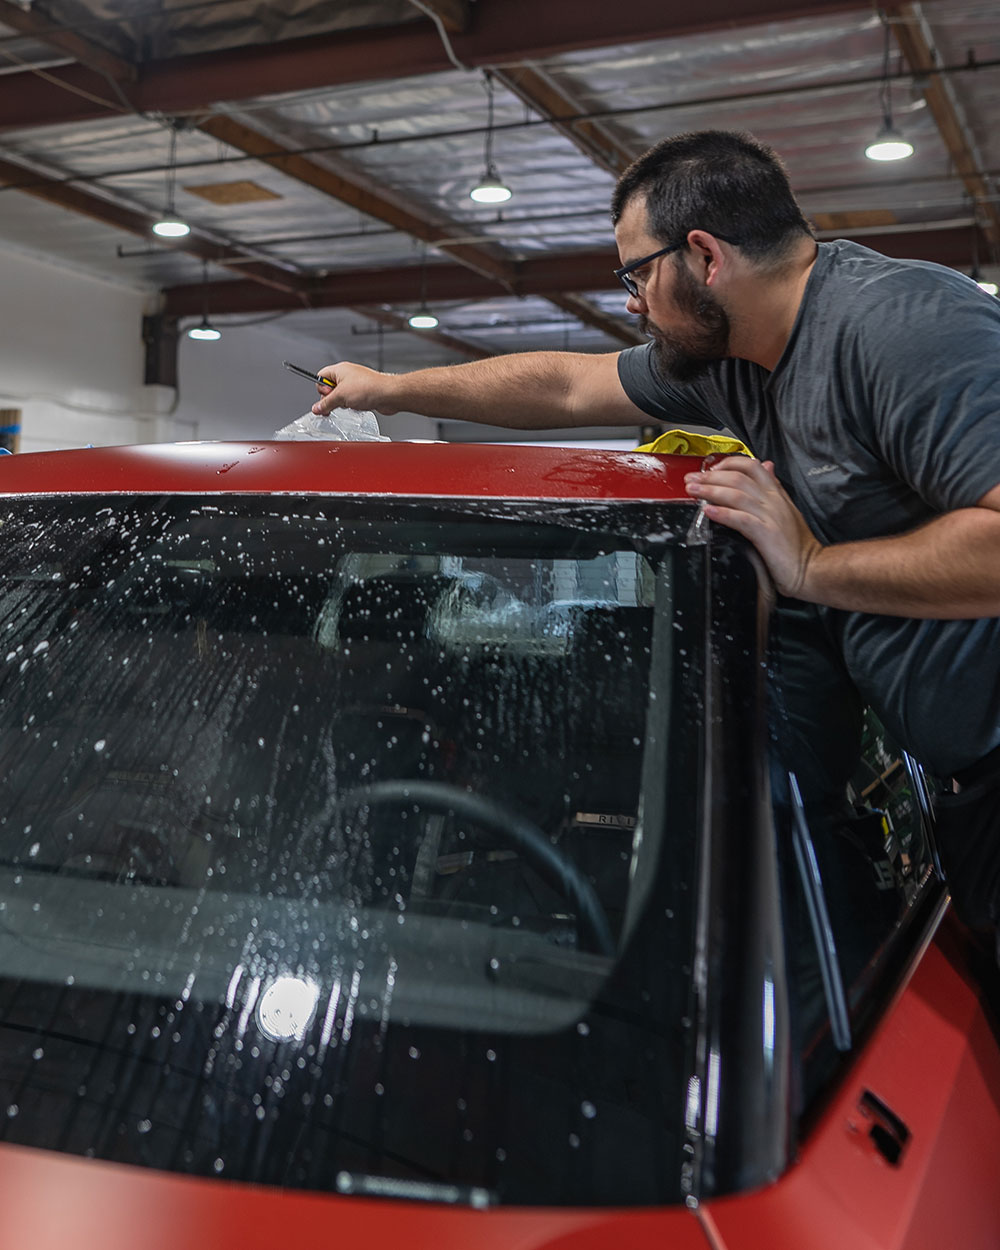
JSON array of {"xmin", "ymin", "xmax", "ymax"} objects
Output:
[{"xmin": 0, "ymin": 0, "xmax": 998, "ymax": 377}]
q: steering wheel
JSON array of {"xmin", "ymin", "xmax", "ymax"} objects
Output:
[{"xmin": 337, "ymin": 779, "xmax": 614, "ymax": 956}]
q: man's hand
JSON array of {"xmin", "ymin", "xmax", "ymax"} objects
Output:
[
  {"xmin": 685, "ymin": 457, "xmax": 823, "ymax": 597},
  {"xmin": 312, "ymin": 363, "xmax": 398, "ymax": 416},
  {"xmin": 686, "ymin": 458, "xmax": 1000, "ymax": 618}
]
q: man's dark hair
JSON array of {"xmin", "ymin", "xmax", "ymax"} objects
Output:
[{"xmin": 611, "ymin": 130, "xmax": 814, "ymax": 265}]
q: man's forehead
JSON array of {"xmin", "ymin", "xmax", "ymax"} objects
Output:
[
  {"xmin": 614, "ymin": 195, "xmax": 656, "ymax": 253},
  {"xmin": 614, "ymin": 192, "xmax": 648, "ymax": 228}
]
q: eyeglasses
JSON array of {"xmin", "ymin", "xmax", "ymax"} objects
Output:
[
  {"xmin": 613, "ymin": 234, "xmax": 741, "ymax": 298},
  {"xmin": 613, "ymin": 243, "xmax": 684, "ymax": 298}
]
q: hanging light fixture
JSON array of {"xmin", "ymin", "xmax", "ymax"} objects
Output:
[
  {"xmin": 188, "ymin": 318, "xmax": 221, "ymax": 340},
  {"xmin": 470, "ymin": 71, "xmax": 512, "ymax": 204},
  {"xmin": 407, "ymin": 245, "xmax": 439, "ymax": 329},
  {"xmin": 187, "ymin": 260, "xmax": 222, "ymax": 340},
  {"xmin": 407, "ymin": 309, "xmax": 439, "ymax": 329},
  {"xmin": 153, "ymin": 123, "xmax": 191, "ymax": 238},
  {"xmin": 865, "ymin": 16, "xmax": 914, "ymax": 162},
  {"xmin": 865, "ymin": 120, "xmax": 913, "ymax": 162}
]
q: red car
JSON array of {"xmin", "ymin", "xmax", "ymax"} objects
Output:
[{"xmin": 0, "ymin": 439, "xmax": 997, "ymax": 1249}]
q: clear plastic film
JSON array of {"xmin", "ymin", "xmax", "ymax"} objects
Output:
[{"xmin": 273, "ymin": 409, "xmax": 389, "ymax": 442}]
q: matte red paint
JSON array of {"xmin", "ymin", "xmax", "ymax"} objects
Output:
[
  {"xmin": 0, "ymin": 1140, "xmax": 713, "ymax": 1250},
  {"xmin": 701, "ymin": 912, "xmax": 1000, "ymax": 1250},
  {"xmin": 0, "ymin": 441, "xmax": 696, "ymax": 503}
]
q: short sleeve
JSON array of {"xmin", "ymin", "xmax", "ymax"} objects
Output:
[{"xmin": 617, "ymin": 344, "xmax": 725, "ymax": 430}]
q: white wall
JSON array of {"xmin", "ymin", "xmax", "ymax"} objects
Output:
[
  {"xmin": 0, "ymin": 244, "xmax": 436, "ymax": 451},
  {"xmin": 0, "ymin": 245, "xmax": 166, "ymax": 452}
]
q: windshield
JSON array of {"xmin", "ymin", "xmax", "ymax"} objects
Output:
[{"xmin": 0, "ymin": 494, "xmax": 700, "ymax": 1205}]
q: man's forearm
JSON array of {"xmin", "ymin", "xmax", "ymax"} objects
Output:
[
  {"xmin": 314, "ymin": 351, "xmax": 639, "ymax": 429},
  {"xmin": 379, "ymin": 353, "xmax": 579, "ymax": 427},
  {"xmin": 800, "ymin": 507, "xmax": 1000, "ymax": 619}
]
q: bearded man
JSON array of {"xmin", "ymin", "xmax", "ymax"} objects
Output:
[{"xmin": 311, "ymin": 129, "xmax": 1000, "ymax": 941}]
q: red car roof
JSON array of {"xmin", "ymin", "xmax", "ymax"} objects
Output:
[{"xmin": 0, "ymin": 440, "xmax": 694, "ymax": 502}]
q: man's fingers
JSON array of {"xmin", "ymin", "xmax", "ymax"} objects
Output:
[
  {"xmin": 313, "ymin": 391, "xmax": 338, "ymax": 415},
  {"xmin": 693, "ymin": 482, "xmax": 769, "ymax": 513},
  {"xmin": 686, "ymin": 457, "xmax": 765, "ymax": 485},
  {"xmin": 686, "ymin": 468, "xmax": 767, "ymax": 500}
]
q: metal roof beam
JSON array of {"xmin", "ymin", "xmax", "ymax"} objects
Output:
[
  {"xmin": 0, "ymin": 0, "xmax": 901, "ymax": 132},
  {"xmin": 195, "ymin": 114, "xmax": 515, "ymax": 288},
  {"xmin": 164, "ymin": 250, "xmax": 621, "ymax": 316},
  {"xmin": 886, "ymin": 2, "xmax": 1000, "ymax": 251},
  {"xmin": 545, "ymin": 294, "xmax": 645, "ymax": 347},
  {"xmin": 0, "ymin": 0, "xmax": 136, "ymax": 82},
  {"xmin": 0, "ymin": 152, "xmax": 309, "ymax": 296},
  {"xmin": 162, "ymin": 222, "xmax": 980, "ymax": 318},
  {"xmin": 352, "ymin": 304, "xmax": 492, "ymax": 359},
  {"xmin": 195, "ymin": 114, "xmax": 630, "ymax": 342},
  {"xmin": 0, "ymin": 119, "xmax": 642, "ymax": 340},
  {"xmin": 493, "ymin": 66, "xmax": 637, "ymax": 177}
]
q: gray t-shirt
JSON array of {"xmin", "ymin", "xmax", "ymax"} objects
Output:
[{"xmin": 618, "ymin": 239, "xmax": 1000, "ymax": 776}]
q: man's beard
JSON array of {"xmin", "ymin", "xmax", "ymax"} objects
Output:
[{"xmin": 641, "ymin": 258, "xmax": 731, "ymax": 383}]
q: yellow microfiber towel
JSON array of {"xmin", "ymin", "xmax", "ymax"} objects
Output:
[{"xmin": 635, "ymin": 428, "xmax": 753, "ymax": 457}]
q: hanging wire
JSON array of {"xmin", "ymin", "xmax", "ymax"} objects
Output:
[
  {"xmin": 199, "ymin": 257, "xmax": 210, "ymax": 319},
  {"xmin": 405, "ymin": 0, "xmax": 470, "ymax": 71},
  {"xmin": 877, "ymin": 11, "xmax": 895, "ymax": 128},
  {"xmin": 409, "ymin": 241, "xmax": 439, "ymax": 325},
  {"xmin": 482, "ymin": 70, "xmax": 497, "ymax": 171},
  {"xmin": 165, "ymin": 122, "xmax": 179, "ymax": 214}
]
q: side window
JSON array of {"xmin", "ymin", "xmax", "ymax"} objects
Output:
[
  {"xmin": 846, "ymin": 708, "xmax": 937, "ymax": 905},
  {"xmin": 779, "ymin": 706, "xmax": 939, "ymax": 1108},
  {"xmin": 828, "ymin": 708, "xmax": 937, "ymax": 982}
]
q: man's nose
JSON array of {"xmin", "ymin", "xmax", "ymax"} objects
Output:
[{"xmin": 625, "ymin": 291, "xmax": 646, "ymax": 315}]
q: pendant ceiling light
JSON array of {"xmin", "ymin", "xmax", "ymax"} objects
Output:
[
  {"xmin": 187, "ymin": 260, "xmax": 222, "ymax": 341},
  {"xmin": 470, "ymin": 71, "xmax": 512, "ymax": 204},
  {"xmin": 188, "ymin": 318, "xmax": 221, "ymax": 341},
  {"xmin": 408, "ymin": 245, "xmax": 440, "ymax": 329},
  {"xmin": 153, "ymin": 123, "xmax": 191, "ymax": 238},
  {"xmin": 865, "ymin": 16, "xmax": 913, "ymax": 162},
  {"xmin": 407, "ymin": 309, "xmax": 439, "ymax": 329}
]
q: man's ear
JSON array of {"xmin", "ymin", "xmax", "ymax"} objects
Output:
[{"xmin": 686, "ymin": 230, "xmax": 725, "ymax": 287}]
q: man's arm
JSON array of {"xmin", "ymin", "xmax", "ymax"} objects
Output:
[
  {"xmin": 311, "ymin": 351, "xmax": 645, "ymax": 429},
  {"xmin": 686, "ymin": 458, "xmax": 1000, "ymax": 619}
]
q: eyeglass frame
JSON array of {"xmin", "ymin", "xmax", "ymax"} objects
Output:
[{"xmin": 613, "ymin": 233, "xmax": 740, "ymax": 298}]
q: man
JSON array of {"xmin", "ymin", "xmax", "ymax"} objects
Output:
[{"xmin": 313, "ymin": 130, "xmax": 1000, "ymax": 934}]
